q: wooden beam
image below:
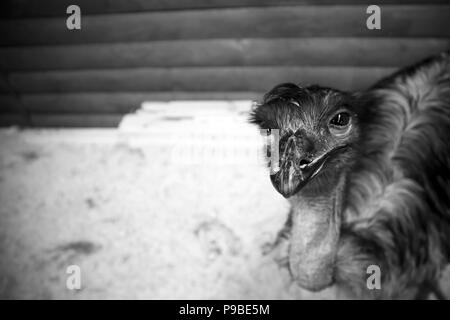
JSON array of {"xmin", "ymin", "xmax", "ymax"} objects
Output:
[
  {"xmin": 0, "ymin": 94, "xmax": 23, "ymax": 112},
  {"xmin": 0, "ymin": 92, "xmax": 261, "ymax": 114},
  {"xmin": 0, "ymin": 38, "xmax": 448, "ymax": 71},
  {"xmin": 1, "ymin": 6, "xmax": 449, "ymax": 46},
  {"xmin": 1, "ymin": 1, "xmax": 446, "ymax": 18},
  {"xmin": 0, "ymin": 74, "xmax": 14, "ymax": 93},
  {"xmin": 29, "ymin": 114, "xmax": 125, "ymax": 127},
  {"xmin": 6, "ymin": 66, "xmax": 396, "ymax": 94},
  {"xmin": 0, "ymin": 114, "xmax": 27, "ymax": 126}
]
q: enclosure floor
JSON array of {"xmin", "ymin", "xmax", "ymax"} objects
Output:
[
  {"xmin": 0, "ymin": 118, "xmax": 332, "ymax": 299},
  {"xmin": 0, "ymin": 107, "xmax": 448, "ymax": 299}
]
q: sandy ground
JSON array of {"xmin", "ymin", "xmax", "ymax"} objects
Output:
[
  {"xmin": 1, "ymin": 102, "xmax": 448, "ymax": 300},
  {"xmin": 0, "ymin": 102, "xmax": 343, "ymax": 299}
]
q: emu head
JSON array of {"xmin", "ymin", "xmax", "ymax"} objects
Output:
[{"xmin": 250, "ymin": 83, "xmax": 360, "ymax": 291}]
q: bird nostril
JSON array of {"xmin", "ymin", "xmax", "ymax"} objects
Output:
[{"xmin": 299, "ymin": 159, "xmax": 311, "ymax": 169}]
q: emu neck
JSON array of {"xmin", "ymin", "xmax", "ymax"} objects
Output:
[{"xmin": 287, "ymin": 173, "xmax": 346, "ymax": 291}]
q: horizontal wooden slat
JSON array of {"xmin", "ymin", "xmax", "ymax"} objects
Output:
[
  {"xmin": 29, "ymin": 114, "xmax": 125, "ymax": 127},
  {"xmin": 0, "ymin": 111, "xmax": 122, "ymax": 127},
  {"xmin": 0, "ymin": 114, "xmax": 27, "ymax": 126},
  {"xmin": 1, "ymin": 6, "xmax": 449, "ymax": 46},
  {"xmin": 0, "ymin": 94, "xmax": 23, "ymax": 112},
  {"xmin": 0, "ymin": 74, "xmax": 14, "ymax": 93},
  {"xmin": 2, "ymin": 1, "xmax": 446, "ymax": 18},
  {"xmin": 0, "ymin": 38, "xmax": 448, "ymax": 71},
  {"xmin": 6, "ymin": 67, "xmax": 395, "ymax": 94},
  {"xmin": 0, "ymin": 92, "xmax": 262, "ymax": 114}
]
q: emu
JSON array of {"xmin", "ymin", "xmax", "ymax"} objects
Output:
[{"xmin": 250, "ymin": 52, "xmax": 450, "ymax": 299}]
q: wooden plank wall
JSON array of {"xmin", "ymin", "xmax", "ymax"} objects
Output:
[{"xmin": 0, "ymin": 0, "xmax": 449, "ymax": 127}]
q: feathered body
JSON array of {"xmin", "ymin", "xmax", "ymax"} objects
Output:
[
  {"xmin": 337, "ymin": 52, "xmax": 450, "ymax": 298},
  {"xmin": 250, "ymin": 52, "xmax": 450, "ymax": 299}
]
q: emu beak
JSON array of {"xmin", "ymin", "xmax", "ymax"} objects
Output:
[
  {"xmin": 269, "ymin": 136, "xmax": 346, "ymax": 198},
  {"xmin": 270, "ymin": 154, "xmax": 326, "ymax": 198}
]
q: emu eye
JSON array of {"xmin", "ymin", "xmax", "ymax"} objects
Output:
[
  {"xmin": 330, "ymin": 112, "xmax": 350, "ymax": 126},
  {"xmin": 328, "ymin": 112, "xmax": 352, "ymax": 136}
]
